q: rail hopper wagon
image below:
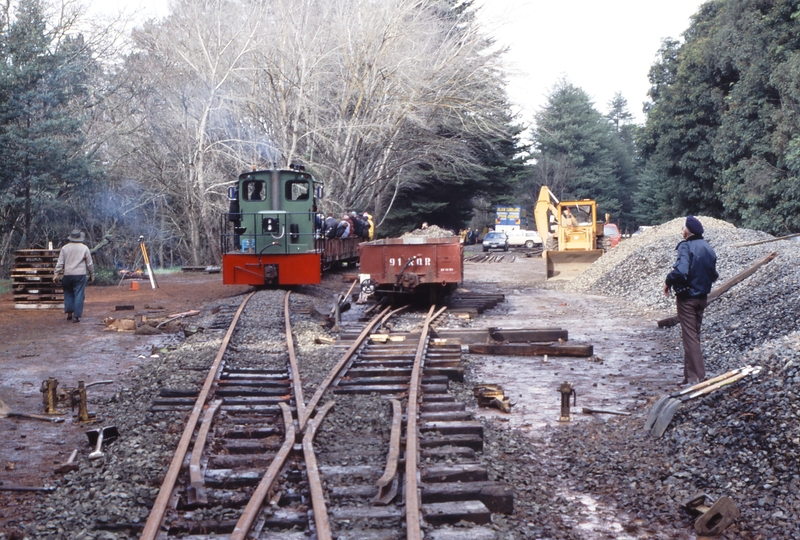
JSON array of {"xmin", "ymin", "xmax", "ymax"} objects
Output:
[
  {"xmin": 221, "ymin": 167, "xmax": 359, "ymax": 286},
  {"xmin": 358, "ymin": 236, "xmax": 463, "ymax": 302}
]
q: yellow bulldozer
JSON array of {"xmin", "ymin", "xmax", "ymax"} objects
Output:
[{"xmin": 533, "ymin": 186, "xmax": 612, "ymax": 280}]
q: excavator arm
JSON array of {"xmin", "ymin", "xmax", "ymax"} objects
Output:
[{"xmin": 533, "ymin": 186, "xmax": 559, "ymax": 245}]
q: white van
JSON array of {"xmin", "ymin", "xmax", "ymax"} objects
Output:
[{"xmin": 505, "ymin": 229, "xmax": 542, "ymax": 248}]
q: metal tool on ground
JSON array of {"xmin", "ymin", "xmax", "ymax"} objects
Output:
[
  {"xmin": 55, "ymin": 449, "xmax": 79, "ymax": 474},
  {"xmin": 474, "ymin": 384, "xmax": 512, "ymax": 413},
  {"xmin": 581, "ymin": 407, "xmax": 630, "ymax": 416},
  {"xmin": 650, "ymin": 366, "xmax": 760, "ymax": 438},
  {"xmin": 558, "ymin": 381, "xmax": 576, "ymax": 422},
  {"xmin": 71, "ymin": 381, "xmax": 90, "ymax": 422},
  {"xmin": 40, "ymin": 377, "xmax": 60, "ymax": 414},
  {"xmin": 1, "ymin": 410, "xmax": 65, "ymax": 423},
  {"xmin": 682, "ymin": 493, "xmax": 740, "ymax": 536},
  {"xmin": 87, "ymin": 426, "xmax": 120, "ymax": 460},
  {"xmin": 644, "ymin": 367, "xmax": 750, "ymax": 431}
]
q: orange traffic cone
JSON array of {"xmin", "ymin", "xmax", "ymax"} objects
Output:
[{"xmin": 130, "ymin": 281, "xmax": 139, "ymax": 291}]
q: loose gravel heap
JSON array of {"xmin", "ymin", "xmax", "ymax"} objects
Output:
[
  {"xmin": 541, "ymin": 217, "xmax": 800, "ymax": 538},
  {"xmin": 402, "ymin": 225, "xmax": 456, "ymax": 238}
]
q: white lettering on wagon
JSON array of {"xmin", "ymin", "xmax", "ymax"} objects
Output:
[{"xmin": 388, "ymin": 257, "xmax": 432, "ymax": 267}]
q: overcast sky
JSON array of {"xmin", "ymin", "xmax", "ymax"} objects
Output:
[
  {"xmin": 90, "ymin": 0, "xmax": 706, "ymax": 127},
  {"xmin": 474, "ymin": 0, "xmax": 707, "ymax": 126}
]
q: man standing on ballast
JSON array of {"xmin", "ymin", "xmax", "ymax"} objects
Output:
[
  {"xmin": 54, "ymin": 229, "xmax": 95, "ymax": 323},
  {"xmin": 663, "ymin": 216, "xmax": 718, "ymax": 385}
]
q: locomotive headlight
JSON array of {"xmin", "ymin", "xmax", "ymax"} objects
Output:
[{"xmin": 262, "ymin": 217, "xmax": 279, "ymax": 233}]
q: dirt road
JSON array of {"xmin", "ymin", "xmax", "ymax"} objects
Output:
[{"xmin": 0, "ymin": 273, "xmax": 251, "ymax": 533}]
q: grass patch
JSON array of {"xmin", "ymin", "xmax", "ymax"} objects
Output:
[{"xmin": 0, "ymin": 279, "xmax": 10, "ymax": 295}]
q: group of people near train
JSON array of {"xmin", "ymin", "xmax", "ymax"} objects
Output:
[
  {"xmin": 319, "ymin": 211, "xmax": 374, "ymax": 240},
  {"xmin": 459, "ymin": 226, "xmax": 490, "ymax": 245}
]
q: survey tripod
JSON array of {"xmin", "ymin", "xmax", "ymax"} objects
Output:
[{"xmin": 118, "ymin": 236, "xmax": 159, "ymax": 289}]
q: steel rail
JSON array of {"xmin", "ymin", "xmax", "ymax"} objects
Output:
[
  {"xmin": 299, "ymin": 305, "xmax": 393, "ymax": 430},
  {"xmin": 285, "ymin": 291, "xmax": 306, "ymax": 421},
  {"xmin": 303, "ymin": 400, "xmax": 336, "ymax": 540},
  {"xmin": 187, "ymin": 399, "xmax": 222, "ymax": 506},
  {"xmin": 140, "ymin": 291, "xmax": 256, "ymax": 540},
  {"xmin": 230, "ymin": 402, "xmax": 296, "ymax": 540},
  {"xmin": 374, "ymin": 398, "xmax": 402, "ymax": 505},
  {"xmin": 405, "ymin": 304, "xmax": 439, "ymax": 540}
]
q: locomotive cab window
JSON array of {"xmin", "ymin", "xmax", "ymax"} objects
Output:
[
  {"xmin": 243, "ymin": 180, "xmax": 266, "ymax": 201},
  {"xmin": 285, "ymin": 179, "xmax": 309, "ymax": 201}
]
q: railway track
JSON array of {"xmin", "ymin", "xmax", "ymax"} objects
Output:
[{"xmin": 139, "ymin": 288, "xmax": 510, "ymax": 539}]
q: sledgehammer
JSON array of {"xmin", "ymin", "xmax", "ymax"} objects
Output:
[
  {"xmin": 55, "ymin": 449, "xmax": 79, "ymax": 474},
  {"xmin": 86, "ymin": 426, "xmax": 119, "ymax": 460}
]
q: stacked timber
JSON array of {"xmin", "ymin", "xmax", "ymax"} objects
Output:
[{"xmin": 12, "ymin": 249, "xmax": 63, "ymax": 309}]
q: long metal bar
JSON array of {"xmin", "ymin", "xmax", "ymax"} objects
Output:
[
  {"xmin": 303, "ymin": 401, "xmax": 335, "ymax": 540},
  {"xmin": 374, "ymin": 398, "xmax": 402, "ymax": 504},
  {"xmin": 187, "ymin": 399, "xmax": 222, "ymax": 505},
  {"xmin": 285, "ymin": 291, "xmax": 306, "ymax": 421},
  {"xmin": 231, "ymin": 402, "xmax": 296, "ymax": 540},
  {"xmin": 405, "ymin": 305, "xmax": 437, "ymax": 540},
  {"xmin": 300, "ymin": 305, "xmax": 392, "ymax": 430},
  {"xmin": 140, "ymin": 291, "xmax": 255, "ymax": 540}
]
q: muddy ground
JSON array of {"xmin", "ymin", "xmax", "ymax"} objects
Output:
[
  {"xmin": 0, "ymin": 250, "xmax": 683, "ymax": 537},
  {"xmin": 0, "ymin": 273, "xmax": 251, "ymax": 533}
]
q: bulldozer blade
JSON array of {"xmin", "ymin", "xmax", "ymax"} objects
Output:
[{"xmin": 544, "ymin": 250, "xmax": 604, "ymax": 280}]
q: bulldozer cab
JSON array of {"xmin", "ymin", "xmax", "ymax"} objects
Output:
[
  {"xmin": 558, "ymin": 201, "xmax": 596, "ymax": 250},
  {"xmin": 534, "ymin": 187, "xmax": 605, "ymax": 280}
]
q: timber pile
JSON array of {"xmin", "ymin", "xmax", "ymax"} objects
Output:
[{"xmin": 11, "ymin": 249, "xmax": 63, "ymax": 309}]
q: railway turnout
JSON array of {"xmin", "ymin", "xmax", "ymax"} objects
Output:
[{"xmin": 138, "ymin": 289, "xmax": 511, "ymax": 539}]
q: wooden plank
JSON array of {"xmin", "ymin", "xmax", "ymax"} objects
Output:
[
  {"xmin": 14, "ymin": 303, "xmax": 64, "ymax": 310},
  {"xmin": 421, "ymin": 481, "xmax": 513, "ymax": 514},
  {"xmin": 422, "ymin": 500, "xmax": 491, "ymax": 526},
  {"xmin": 468, "ymin": 343, "xmax": 593, "ymax": 357},
  {"xmin": 422, "ymin": 464, "xmax": 488, "ymax": 483},
  {"xmin": 432, "ymin": 328, "xmax": 568, "ymax": 344},
  {"xmin": 420, "ymin": 420, "xmax": 484, "ymax": 437}
]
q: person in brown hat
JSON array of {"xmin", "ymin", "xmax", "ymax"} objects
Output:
[{"xmin": 54, "ymin": 229, "xmax": 95, "ymax": 323}]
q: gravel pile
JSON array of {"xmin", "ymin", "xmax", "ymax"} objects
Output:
[
  {"xmin": 538, "ymin": 216, "xmax": 800, "ymax": 537},
  {"xmin": 402, "ymin": 225, "xmax": 456, "ymax": 238},
  {"xmin": 564, "ymin": 217, "xmax": 775, "ymax": 311},
  {"xmin": 549, "ymin": 331, "xmax": 800, "ymax": 538},
  {"xmin": 562, "ymin": 216, "xmax": 800, "ymax": 373}
]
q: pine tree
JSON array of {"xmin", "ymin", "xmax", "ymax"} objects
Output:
[
  {"xmin": 0, "ymin": 0, "xmax": 99, "ymax": 252},
  {"xmin": 531, "ymin": 80, "xmax": 628, "ymax": 221}
]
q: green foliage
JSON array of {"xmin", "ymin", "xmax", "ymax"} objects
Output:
[
  {"xmin": 638, "ymin": 0, "xmax": 800, "ymax": 234},
  {"xmin": 380, "ymin": 114, "xmax": 527, "ymax": 237},
  {"xmin": 0, "ymin": 0, "xmax": 102, "ymax": 261},
  {"xmin": 529, "ymin": 80, "xmax": 637, "ymax": 229}
]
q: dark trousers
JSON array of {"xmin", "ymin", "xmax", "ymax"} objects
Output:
[
  {"xmin": 62, "ymin": 275, "xmax": 87, "ymax": 318},
  {"xmin": 676, "ymin": 295, "xmax": 708, "ymax": 384}
]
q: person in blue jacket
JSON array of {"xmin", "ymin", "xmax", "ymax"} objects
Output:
[{"xmin": 663, "ymin": 216, "xmax": 719, "ymax": 385}]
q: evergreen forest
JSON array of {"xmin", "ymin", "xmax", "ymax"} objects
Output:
[{"xmin": 0, "ymin": 0, "xmax": 798, "ymax": 274}]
